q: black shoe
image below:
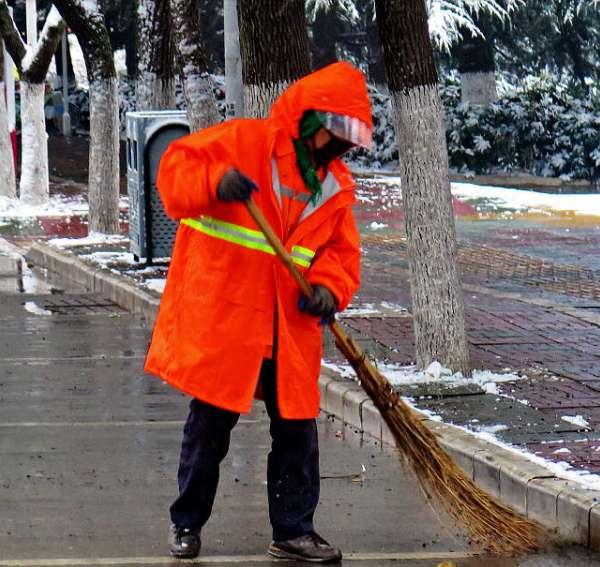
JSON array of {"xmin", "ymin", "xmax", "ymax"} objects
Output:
[
  {"xmin": 169, "ymin": 525, "xmax": 201, "ymax": 559},
  {"xmin": 268, "ymin": 531, "xmax": 342, "ymax": 563}
]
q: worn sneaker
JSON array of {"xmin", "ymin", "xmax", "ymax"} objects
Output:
[
  {"xmin": 268, "ymin": 531, "xmax": 342, "ymax": 563},
  {"xmin": 169, "ymin": 525, "xmax": 201, "ymax": 559}
]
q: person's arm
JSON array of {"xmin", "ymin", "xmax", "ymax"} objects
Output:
[
  {"xmin": 156, "ymin": 123, "xmax": 234, "ymax": 219},
  {"xmin": 306, "ymin": 205, "xmax": 360, "ymax": 313}
]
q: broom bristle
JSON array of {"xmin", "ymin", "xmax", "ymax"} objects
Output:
[{"xmin": 337, "ymin": 338, "xmax": 545, "ymax": 556}]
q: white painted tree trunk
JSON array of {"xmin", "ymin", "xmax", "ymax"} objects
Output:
[
  {"xmin": 461, "ymin": 71, "xmax": 498, "ymax": 105},
  {"xmin": 136, "ymin": 70, "xmax": 176, "ymax": 110},
  {"xmin": 180, "ymin": 70, "xmax": 219, "ymax": 131},
  {"xmin": 19, "ymin": 81, "xmax": 48, "ymax": 205},
  {"xmin": 224, "ymin": 0, "xmax": 244, "ymax": 118},
  {"xmin": 391, "ymin": 84, "xmax": 470, "ymax": 374},
  {"xmin": 0, "ymin": 77, "xmax": 16, "ymax": 198},
  {"xmin": 88, "ymin": 77, "xmax": 119, "ymax": 233},
  {"xmin": 244, "ymin": 82, "xmax": 289, "ymax": 119},
  {"xmin": 169, "ymin": 0, "xmax": 219, "ymax": 131}
]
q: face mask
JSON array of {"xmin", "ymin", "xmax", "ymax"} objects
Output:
[{"xmin": 312, "ymin": 136, "xmax": 355, "ymax": 168}]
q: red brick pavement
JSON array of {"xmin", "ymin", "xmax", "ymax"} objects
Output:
[{"xmin": 349, "ymin": 239, "xmax": 600, "ymax": 470}]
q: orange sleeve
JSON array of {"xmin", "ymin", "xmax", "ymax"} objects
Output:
[
  {"xmin": 306, "ymin": 205, "xmax": 361, "ymax": 312},
  {"xmin": 156, "ymin": 122, "xmax": 234, "ymax": 219}
]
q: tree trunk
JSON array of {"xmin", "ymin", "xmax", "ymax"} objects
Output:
[
  {"xmin": 137, "ymin": 0, "xmax": 176, "ymax": 110},
  {"xmin": 0, "ymin": 44, "xmax": 16, "ymax": 198},
  {"xmin": 309, "ymin": 6, "xmax": 338, "ymax": 69},
  {"xmin": 53, "ymin": 0, "xmax": 120, "ymax": 234},
  {"xmin": 454, "ymin": 17, "xmax": 497, "ymax": 105},
  {"xmin": 0, "ymin": 3, "xmax": 65, "ymax": 204},
  {"xmin": 224, "ymin": 0, "xmax": 244, "ymax": 118},
  {"xmin": 19, "ymin": 81, "xmax": 48, "ymax": 204},
  {"xmin": 375, "ymin": 0, "xmax": 470, "ymax": 375},
  {"xmin": 170, "ymin": 0, "xmax": 219, "ymax": 131},
  {"xmin": 237, "ymin": 0, "xmax": 311, "ymax": 118}
]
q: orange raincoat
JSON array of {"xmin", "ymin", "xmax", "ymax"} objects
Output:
[{"xmin": 144, "ymin": 62, "xmax": 372, "ymax": 419}]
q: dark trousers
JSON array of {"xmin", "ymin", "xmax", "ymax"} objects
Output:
[{"xmin": 170, "ymin": 360, "xmax": 320, "ymax": 541}]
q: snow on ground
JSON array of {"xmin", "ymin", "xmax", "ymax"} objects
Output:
[
  {"xmin": 24, "ymin": 301, "xmax": 52, "ymax": 316},
  {"xmin": 464, "ymin": 428, "xmax": 600, "ymax": 492},
  {"xmin": 0, "ymin": 195, "xmax": 88, "ymax": 218},
  {"xmin": 452, "ymin": 182, "xmax": 600, "ymax": 216},
  {"xmin": 0, "ymin": 196, "xmax": 129, "ymax": 220},
  {"xmin": 50, "ymin": 234, "xmax": 128, "ymax": 247},
  {"xmin": 358, "ymin": 174, "xmax": 600, "ymax": 217},
  {"xmin": 343, "ymin": 301, "xmax": 409, "ymax": 317},
  {"xmin": 322, "ymin": 360, "xmax": 522, "ymax": 394},
  {"xmin": 561, "ymin": 415, "xmax": 590, "ymax": 428},
  {"xmin": 144, "ymin": 278, "xmax": 167, "ymax": 293}
]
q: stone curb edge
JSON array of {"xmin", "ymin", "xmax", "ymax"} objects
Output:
[
  {"xmin": 319, "ymin": 366, "xmax": 600, "ymax": 550},
  {"xmin": 26, "ymin": 241, "xmax": 600, "ymax": 550},
  {"xmin": 26, "ymin": 242, "xmax": 161, "ymax": 324}
]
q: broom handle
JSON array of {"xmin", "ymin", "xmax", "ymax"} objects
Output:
[{"xmin": 245, "ymin": 199, "xmax": 356, "ymax": 353}]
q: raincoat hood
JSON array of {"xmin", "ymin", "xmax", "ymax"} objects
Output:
[{"xmin": 269, "ymin": 61, "xmax": 373, "ymax": 141}]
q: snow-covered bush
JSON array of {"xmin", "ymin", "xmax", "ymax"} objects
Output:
[
  {"xmin": 352, "ymin": 74, "xmax": 600, "ymax": 180},
  {"xmin": 443, "ymin": 73, "xmax": 600, "ymax": 180}
]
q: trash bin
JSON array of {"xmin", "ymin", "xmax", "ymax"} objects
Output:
[{"xmin": 126, "ymin": 110, "xmax": 190, "ymax": 263}]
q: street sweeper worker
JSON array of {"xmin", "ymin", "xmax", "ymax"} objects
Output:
[{"xmin": 144, "ymin": 61, "xmax": 373, "ymax": 563}]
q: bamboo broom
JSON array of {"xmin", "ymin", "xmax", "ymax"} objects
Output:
[{"xmin": 245, "ymin": 198, "xmax": 545, "ymax": 555}]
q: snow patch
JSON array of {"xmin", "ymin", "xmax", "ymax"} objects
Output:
[
  {"xmin": 451, "ymin": 182, "xmax": 600, "ymax": 216},
  {"xmin": 322, "ymin": 359, "xmax": 523, "ymax": 390},
  {"xmin": 49, "ymin": 233, "xmax": 127, "ymax": 247},
  {"xmin": 144, "ymin": 278, "xmax": 166, "ymax": 293},
  {"xmin": 24, "ymin": 301, "xmax": 52, "ymax": 316},
  {"xmin": 561, "ymin": 415, "xmax": 590, "ymax": 428}
]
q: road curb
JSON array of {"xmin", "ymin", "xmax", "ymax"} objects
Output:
[
  {"xmin": 320, "ymin": 366, "xmax": 600, "ymax": 550},
  {"xmin": 26, "ymin": 241, "xmax": 600, "ymax": 550},
  {"xmin": 26, "ymin": 242, "xmax": 160, "ymax": 324}
]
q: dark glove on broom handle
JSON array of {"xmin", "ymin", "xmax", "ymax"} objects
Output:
[
  {"xmin": 300, "ymin": 285, "xmax": 337, "ymax": 321},
  {"xmin": 217, "ymin": 168, "xmax": 258, "ymax": 202}
]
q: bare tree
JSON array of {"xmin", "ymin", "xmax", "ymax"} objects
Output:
[
  {"xmin": 52, "ymin": 0, "xmax": 120, "ymax": 234},
  {"xmin": 0, "ymin": 2, "xmax": 64, "ymax": 204},
  {"xmin": 375, "ymin": 0, "xmax": 470, "ymax": 374},
  {"xmin": 0, "ymin": 44, "xmax": 16, "ymax": 198},
  {"xmin": 137, "ymin": 0, "xmax": 176, "ymax": 110},
  {"xmin": 169, "ymin": 0, "xmax": 220, "ymax": 131},
  {"xmin": 238, "ymin": 0, "xmax": 311, "ymax": 117}
]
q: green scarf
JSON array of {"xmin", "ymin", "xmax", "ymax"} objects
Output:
[{"xmin": 293, "ymin": 110, "xmax": 324, "ymax": 205}]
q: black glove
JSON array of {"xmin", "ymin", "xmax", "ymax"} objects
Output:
[
  {"xmin": 300, "ymin": 285, "xmax": 337, "ymax": 319},
  {"xmin": 217, "ymin": 168, "xmax": 258, "ymax": 202}
]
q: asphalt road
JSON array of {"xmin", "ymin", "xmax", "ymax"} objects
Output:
[{"xmin": 2, "ymin": 243, "xmax": 600, "ymax": 567}]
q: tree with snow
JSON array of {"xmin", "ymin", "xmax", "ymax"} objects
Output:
[
  {"xmin": 375, "ymin": 0, "xmax": 471, "ymax": 375},
  {"xmin": 51, "ymin": 0, "xmax": 119, "ymax": 234},
  {"xmin": 169, "ymin": 0, "xmax": 219, "ymax": 131},
  {"xmin": 0, "ymin": 44, "xmax": 16, "ymax": 198},
  {"xmin": 0, "ymin": 2, "xmax": 64, "ymax": 205},
  {"xmin": 238, "ymin": 0, "xmax": 311, "ymax": 118},
  {"xmin": 136, "ymin": 0, "xmax": 176, "ymax": 110}
]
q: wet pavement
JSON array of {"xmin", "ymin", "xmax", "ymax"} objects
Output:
[
  {"xmin": 5, "ymin": 236, "xmax": 600, "ymax": 565},
  {"xmin": 0, "ymin": 242, "xmax": 472, "ymax": 565}
]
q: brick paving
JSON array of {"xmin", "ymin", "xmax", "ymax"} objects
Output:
[{"xmin": 345, "ymin": 227, "xmax": 600, "ymax": 472}]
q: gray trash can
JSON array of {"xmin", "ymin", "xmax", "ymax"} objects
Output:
[{"xmin": 126, "ymin": 110, "xmax": 190, "ymax": 264}]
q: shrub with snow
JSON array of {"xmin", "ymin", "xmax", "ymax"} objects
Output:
[{"xmin": 351, "ymin": 73, "xmax": 600, "ymax": 181}]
